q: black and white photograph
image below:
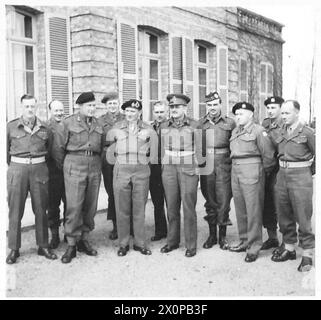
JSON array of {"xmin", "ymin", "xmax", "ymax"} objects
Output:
[{"xmin": 1, "ymin": 0, "xmax": 320, "ymax": 300}]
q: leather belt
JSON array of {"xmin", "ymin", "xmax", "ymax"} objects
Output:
[
  {"xmin": 207, "ymin": 148, "xmax": 229, "ymax": 154},
  {"xmin": 165, "ymin": 150, "xmax": 195, "ymax": 157},
  {"xmin": 11, "ymin": 156, "xmax": 46, "ymax": 164},
  {"xmin": 279, "ymin": 160, "xmax": 312, "ymax": 168},
  {"xmin": 232, "ymin": 157, "xmax": 261, "ymax": 165},
  {"xmin": 67, "ymin": 150, "xmax": 100, "ymax": 157}
]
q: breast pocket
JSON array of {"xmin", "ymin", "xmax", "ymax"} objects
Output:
[
  {"xmin": 90, "ymin": 126, "xmax": 103, "ymax": 149},
  {"xmin": 69, "ymin": 126, "xmax": 87, "ymax": 145},
  {"xmin": 289, "ymin": 136, "xmax": 309, "ymax": 158},
  {"xmin": 239, "ymin": 134, "xmax": 257, "ymax": 153}
]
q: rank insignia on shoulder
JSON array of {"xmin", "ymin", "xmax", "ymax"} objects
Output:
[{"xmin": 262, "ymin": 131, "xmax": 268, "ymax": 137}]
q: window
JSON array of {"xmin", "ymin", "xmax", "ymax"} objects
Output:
[
  {"xmin": 239, "ymin": 58, "xmax": 248, "ymax": 101},
  {"xmin": 7, "ymin": 9, "xmax": 37, "ymax": 120},
  {"xmin": 138, "ymin": 29, "xmax": 161, "ymax": 121},
  {"xmin": 196, "ymin": 44, "xmax": 208, "ymax": 118},
  {"xmin": 260, "ymin": 62, "xmax": 273, "ymax": 120}
]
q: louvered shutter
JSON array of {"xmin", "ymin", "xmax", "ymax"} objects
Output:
[
  {"xmin": 45, "ymin": 14, "xmax": 72, "ymax": 115},
  {"xmin": 217, "ymin": 45, "xmax": 229, "ymax": 115},
  {"xmin": 171, "ymin": 36, "xmax": 183, "ymax": 93},
  {"xmin": 183, "ymin": 38, "xmax": 194, "ymax": 118},
  {"xmin": 117, "ymin": 21, "xmax": 138, "ymax": 105},
  {"xmin": 240, "ymin": 59, "xmax": 247, "ymax": 101}
]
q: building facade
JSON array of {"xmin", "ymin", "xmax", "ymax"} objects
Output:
[{"xmin": 6, "ymin": 5, "xmax": 284, "ymax": 122}]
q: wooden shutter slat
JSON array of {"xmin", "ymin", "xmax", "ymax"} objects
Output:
[{"xmin": 172, "ymin": 37, "xmax": 182, "ymax": 81}]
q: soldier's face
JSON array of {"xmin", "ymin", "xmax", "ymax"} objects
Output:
[
  {"xmin": 169, "ymin": 104, "xmax": 185, "ymax": 119},
  {"xmin": 235, "ymin": 109, "xmax": 253, "ymax": 126},
  {"xmin": 125, "ymin": 107, "xmax": 140, "ymax": 122},
  {"xmin": 106, "ymin": 99, "xmax": 119, "ymax": 114},
  {"xmin": 21, "ymin": 98, "xmax": 36, "ymax": 120},
  {"xmin": 80, "ymin": 101, "xmax": 96, "ymax": 117},
  {"xmin": 153, "ymin": 104, "xmax": 167, "ymax": 122},
  {"xmin": 206, "ymin": 100, "xmax": 221, "ymax": 118},
  {"xmin": 266, "ymin": 103, "xmax": 281, "ymax": 119},
  {"xmin": 281, "ymin": 102, "xmax": 299, "ymax": 126},
  {"xmin": 50, "ymin": 101, "xmax": 64, "ymax": 122}
]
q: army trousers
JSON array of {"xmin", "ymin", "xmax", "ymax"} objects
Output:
[
  {"xmin": 200, "ymin": 153, "xmax": 232, "ymax": 226},
  {"xmin": 162, "ymin": 164, "xmax": 199, "ymax": 250},
  {"xmin": 274, "ymin": 167, "xmax": 314, "ymax": 250},
  {"xmin": 231, "ymin": 161, "xmax": 264, "ymax": 255},
  {"xmin": 262, "ymin": 168, "xmax": 278, "ymax": 232},
  {"xmin": 102, "ymin": 152, "xmax": 116, "ymax": 221},
  {"xmin": 113, "ymin": 164, "xmax": 150, "ymax": 248},
  {"xmin": 7, "ymin": 162, "xmax": 49, "ymax": 250},
  {"xmin": 63, "ymin": 154, "xmax": 101, "ymax": 245},
  {"xmin": 48, "ymin": 165, "xmax": 66, "ymax": 230},
  {"xmin": 149, "ymin": 164, "xmax": 167, "ymax": 237}
]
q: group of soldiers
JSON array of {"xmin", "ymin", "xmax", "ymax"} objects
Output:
[{"xmin": 6, "ymin": 89, "xmax": 315, "ymax": 273}]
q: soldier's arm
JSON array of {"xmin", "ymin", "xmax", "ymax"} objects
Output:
[
  {"xmin": 105, "ymin": 126, "xmax": 117, "ymax": 165},
  {"xmin": 47, "ymin": 126, "xmax": 54, "ymax": 161},
  {"xmin": 256, "ymin": 127, "xmax": 277, "ymax": 173},
  {"xmin": 7, "ymin": 124, "xmax": 11, "ymax": 165},
  {"xmin": 149, "ymin": 128, "xmax": 159, "ymax": 165},
  {"xmin": 195, "ymin": 123, "xmax": 206, "ymax": 168},
  {"xmin": 52, "ymin": 121, "xmax": 68, "ymax": 169},
  {"xmin": 306, "ymin": 127, "xmax": 315, "ymax": 175}
]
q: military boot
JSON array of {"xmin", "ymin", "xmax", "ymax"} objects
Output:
[
  {"xmin": 219, "ymin": 225, "xmax": 229, "ymax": 250},
  {"xmin": 203, "ymin": 224, "xmax": 217, "ymax": 249},
  {"xmin": 49, "ymin": 227, "xmax": 60, "ymax": 249}
]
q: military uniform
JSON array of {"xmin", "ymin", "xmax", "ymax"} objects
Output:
[
  {"xmin": 160, "ymin": 95, "xmax": 202, "ymax": 257},
  {"xmin": 108, "ymin": 99, "xmax": 155, "ymax": 255},
  {"xmin": 149, "ymin": 119, "xmax": 167, "ymax": 240},
  {"xmin": 7, "ymin": 117, "xmax": 53, "ymax": 254},
  {"xmin": 54, "ymin": 112, "xmax": 104, "ymax": 246},
  {"xmin": 261, "ymin": 116, "xmax": 283, "ymax": 244},
  {"xmin": 46, "ymin": 117, "xmax": 66, "ymax": 239},
  {"xmin": 229, "ymin": 102, "xmax": 276, "ymax": 259},
  {"xmin": 98, "ymin": 111, "xmax": 125, "ymax": 225},
  {"xmin": 198, "ymin": 113, "xmax": 235, "ymax": 249},
  {"xmin": 272, "ymin": 122, "xmax": 315, "ymax": 267}
]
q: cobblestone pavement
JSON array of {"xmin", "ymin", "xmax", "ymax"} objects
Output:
[{"xmin": 6, "ymin": 189, "xmax": 315, "ymax": 298}]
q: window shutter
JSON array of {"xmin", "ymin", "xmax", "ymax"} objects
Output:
[
  {"xmin": 171, "ymin": 36, "xmax": 183, "ymax": 93},
  {"xmin": 45, "ymin": 14, "xmax": 72, "ymax": 115},
  {"xmin": 117, "ymin": 21, "xmax": 138, "ymax": 105},
  {"xmin": 183, "ymin": 38, "xmax": 194, "ymax": 118},
  {"xmin": 240, "ymin": 58, "xmax": 247, "ymax": 101},
  {"xmin": 217, "ymin": 45, "xmax": 229, "ymax": 114}
]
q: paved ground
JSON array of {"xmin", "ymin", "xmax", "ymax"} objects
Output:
[{"xmin": 6, "ymin": 189, "xmax": 315, "ymax": 298}]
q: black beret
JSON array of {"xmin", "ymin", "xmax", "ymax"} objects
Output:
[
  {"xmin": 101, "ymin": 92, "xmax": 119, "ymax": 103},
  {"xmin": 205, "ymin": 91, "xmax": 221, "ymax": 103},
  {"xmin": 76, "ymin": 91, "xmax": 95, "ymax": 105},
  {"xmin": 232, "ymin": 102, "xmax": 254, "ymax": 114},
  {"xmin": 264, "ymin": 96, "xmax": 284, "ymax": 106},
  {"xmin": 121, "ymin": 99, "xmax": 142, "ymax": 110},
  {"xmin": 166, "ymin": 93, "xmax": 190, "ymax": 105}
]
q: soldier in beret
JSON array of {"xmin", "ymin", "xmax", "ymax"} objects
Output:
[
  {"xmin": 107, "ymin": 99, "xmax": 156, "ymax": 256},
  {"xmin": 260, "ymin": 96, "xmax": 284, "ymax": 251},
  {"xmin": 46, "ymin": 100, "xmax": 67, "ymax": 249},
  {"xmin": 271, "ymin": 100, "xmax": 315, "ymax": 272},
  {"xmin": 229, "ymin": 102, "xmax": 276, "ymax": 262},
  {"xmin": 98, "ymin": 92, "xmax": 125, "ymax": 240},
  {"xmin": 159, "ymin": 93, "xmax": 203, "ymax": 257},
  {"xmin": 198, "ymin": 92, "xmax": 236, "ymax": 250},
  {"xmin": 53, "ymin": 91, "xmax": 104, "ymax": 263},
  {"xmin": 6, "ymin": 94, "xmax": 57, "ymax": 264}
]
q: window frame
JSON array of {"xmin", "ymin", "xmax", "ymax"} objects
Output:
[
  {"xmin": 7, "ymin": 8, "xmax": 38, "ymax": 120},
  {"xmin": 138, "ymin": 28, "xmax": 162, "ymax": 121},
  {"xmin": 239, "ymin": 57, "xmax": 248, "ymax": 101},
  {"xmin": 195, "ymin": 42, "xmax": 209, "ymax": 119},
  {"xmin": 260, "ymin": 62, "xmax": 274, "ymax": 119}
]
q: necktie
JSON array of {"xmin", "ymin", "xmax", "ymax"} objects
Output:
[{"xmin": 87, "ymin": 117, "xmax": 92, "ymax": 127}]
